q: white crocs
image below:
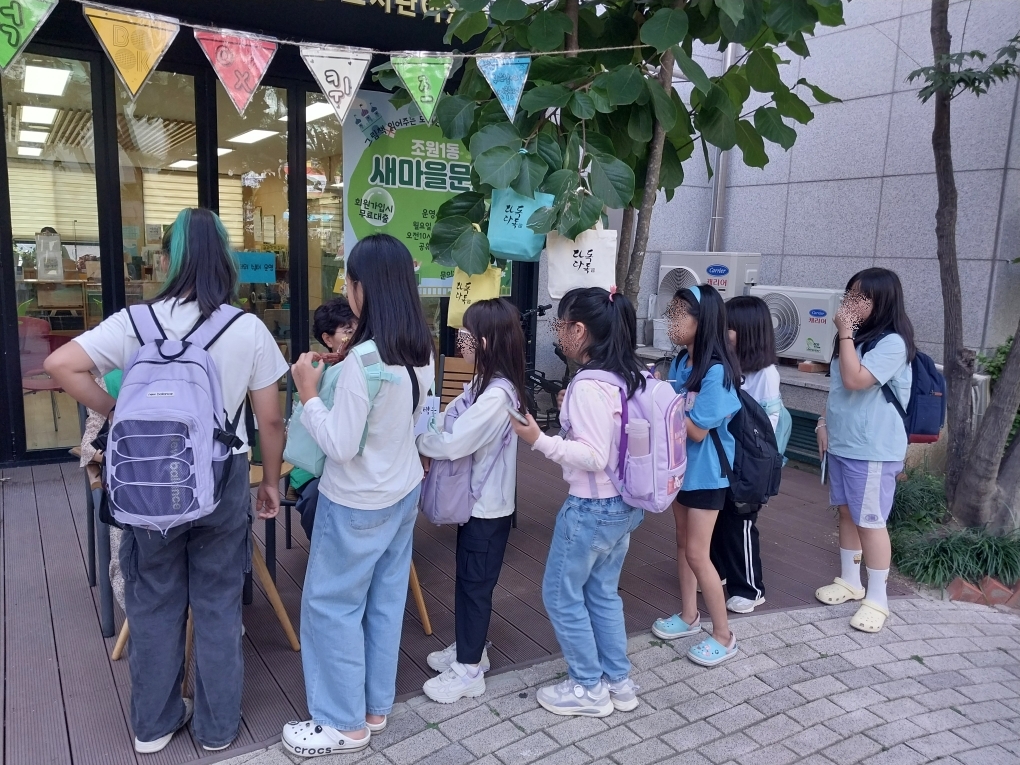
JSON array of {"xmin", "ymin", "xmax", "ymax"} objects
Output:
[{"xmin": 282, "ymin": 720, "xmax": 370, "ymax": 757}]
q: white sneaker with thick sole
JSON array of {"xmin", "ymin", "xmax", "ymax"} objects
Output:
[
  {"xmin": 727, "ymin": 595, "xmax": 765, "ymax": 614},
  {"xmin": 427, "ymin": 641, "xmax": 491, "ymax": 673},
  {"xmin": 282, "ymin": 721, "xmax": 370, "ymax": 757},
  {"xmin": 537, "ymin": 679, "xmax": 614, "ymax": 717},
  {"xmin": 607, "ymin": 678, "xmax": 640, "ymax": 711},
  {"xmin": 423, "ymin": 661, "xmax": 486, "ymax": 703},
  {"xmin": 135, "ymin": 698, "xmax": 194, "ymax": 754},
  {"xmin": 366, "ymin": 716, "xmax": 387, "ymax": 733}
]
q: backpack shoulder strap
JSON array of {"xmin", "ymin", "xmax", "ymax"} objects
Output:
[
  {"xmin": 709, "ymin": 428, "xmax": 736, "ymax": 483},
  {"xmin": 184, "ymin": 305, "xmax": 246, "ymax": 350},
  {"xmin": 859, "ymin": 331, "xmax": 908, "ymax": 419},
  {"xmin": 347, "ymin": 340, "xmax": 400, "ymax": 455},
  {"xmin": 406, "ymin": 365, "xmax": 420, "ymax": 412},
  {"xmin": 127, "ymin": 304, "xmax": 167, "ymax": 346}
]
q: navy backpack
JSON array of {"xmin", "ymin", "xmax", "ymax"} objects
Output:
[{"xmin": 862, "ymin": 334, "xmax": 946, "ymax": 444}]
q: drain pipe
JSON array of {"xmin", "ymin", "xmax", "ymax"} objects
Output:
[{"xmin": 707, "ymin": 42, "xmax": 739, "ymax": 253}]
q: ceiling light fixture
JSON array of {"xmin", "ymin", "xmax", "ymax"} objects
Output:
[
  {"xmin": 168, "ymin": 159, "xmax": 198, "ymax": 169},
  {"xmin": 18, "ymin": 146, "xmax": 43, "ymax": 157},
  {"xmin": 19, "ymin": 129, "xmax": 49, "ymax": 143},
  {"xmin": 227, "ymin": 129, "xmax": 278, "ymax": 144},
  {"xmin": 24, "ymin": 66, "xmax": 71, "ymax": 96},
  {"xmin": 20, "ymin": 105, "xmax": 58, "ymax": 125},
  {"xmin": 217, "ymin": 147, "xmax": 233, "ymax": 156},
  {"xmin": 306, "ymin": 102, "xmax": 335, "ymax": 122}
]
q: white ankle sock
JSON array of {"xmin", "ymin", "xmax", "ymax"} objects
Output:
[
  {"xmin": 840, "ymin": 548, "xmax": 863, "ymax": 589},
  {"xmin": 865, "ymin": 568, "xmax": 889, "ymax": 610}
]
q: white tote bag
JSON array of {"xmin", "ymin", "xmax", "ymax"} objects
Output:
[{"xmin": 546, "ymin": 223, "xmax": 618, "ymax": 299}]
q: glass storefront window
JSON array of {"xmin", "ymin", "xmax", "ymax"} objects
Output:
[
  {"xmin": 117, "ymin": 71, "xmax": 197, "ymax": 307},
  {"xmin": 3, "ymin": 53, "xmax": 101, "ymax": 451}
]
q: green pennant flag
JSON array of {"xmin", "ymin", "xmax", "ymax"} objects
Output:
[
  {"xmin": 391, "ymin": 54, "xmax": 453, "ymax": 125},
  {"xmin": 0, "ymin": 0, "xmax": 58, "ymax": 71}
]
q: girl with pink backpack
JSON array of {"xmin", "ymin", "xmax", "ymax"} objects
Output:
[{"xmin": 415, "ymin": 298, "xmax": 528, "ymax": 704}]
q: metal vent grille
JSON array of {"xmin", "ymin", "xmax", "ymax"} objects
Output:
[{"xmin": 761, "ymin": 291, "xmax": 800, "ymax": 353}]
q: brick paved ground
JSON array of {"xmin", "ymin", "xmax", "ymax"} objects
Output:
[{"xmin": 221, "ymin": 598, "xmax": 1020, "ymax": 765}]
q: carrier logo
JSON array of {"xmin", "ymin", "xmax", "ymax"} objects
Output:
[
  {"xmin": 808, "ymin": 308, "xmax": 828, "ymax": 324},
  {"xmin": 706, "ymin": 264, "xmax": 729, "ymax": 276},
  {"xmin": 146, "ymin": 391, "xmax": 175, "ymax": 397}
]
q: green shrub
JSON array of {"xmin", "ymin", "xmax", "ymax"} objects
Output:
[
  {"xmin": 888, "ymin": 470, "xmax": 947, "ymax": 534},
  {"xmin": 892, "ymin": 527, "xmax": 1020, "ymax": 589},
  {"xmin": 978, "ymin": 336, "xmax": 1019, "ymax": 447}
]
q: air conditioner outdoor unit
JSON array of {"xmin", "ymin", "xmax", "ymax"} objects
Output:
[
  {"xmin": 748, "ymin": 285, "xmax": 844, "ymax": 363},
  {"xmin": 652, "ymin": 252, "xmax": 761, "ymax": 350}
]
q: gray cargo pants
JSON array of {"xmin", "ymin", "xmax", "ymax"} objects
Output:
[{"xmin": 119, "ymin": 453, "xmax": 250, "ymax": 748}]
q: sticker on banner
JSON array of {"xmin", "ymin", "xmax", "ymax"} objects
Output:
[
  {"xmin": 476, "ymin": 55, "xmax": 530, "ymax": 123},
  {"xmin": 0, "ymin": 0, "xmax": 57, "ymax": 71},
  {"xmin": 237, "ymin": 252, "xmax": 276, "ymax": 284},
  {"xmin": 391, "ymin": 54, "xmax": 453, "ymax": 125},
  {"xmin": 195, "ymin": 29, "xmax": 277, "ymax": 115},
  {"xmin": 84, "ymin": 5, "xmax": 179, "ymax": 98}
]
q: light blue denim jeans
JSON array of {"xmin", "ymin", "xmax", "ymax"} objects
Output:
[
  {"xmin": 301, "ymin": 485, "xmax": 420, "ymax": 731},
  {"xmin": 542, "ymin": 495, "xmax": 644, "ymax": 688}
]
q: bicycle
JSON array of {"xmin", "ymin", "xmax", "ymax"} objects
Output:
[{"xmin": 520, "ymin": 304, "xmax": 572, "ymax": 430}]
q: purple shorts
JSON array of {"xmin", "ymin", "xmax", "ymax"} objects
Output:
[{"xmin": 828, "ymin": 454, "xmax": 903, "ymax": 529}]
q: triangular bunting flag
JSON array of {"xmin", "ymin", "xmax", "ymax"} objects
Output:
[
  {"xmin": 391, "ymin": 54, "xmax": 452, "ymax": 125},
  {"xmin": 194, "ymin": 29, "xmax": 277, "ymax": 115},
  {"xmin": 477, "ymin": 55, "xmax": 530, "ymax": 123},
  {"xmin": 83, "ymin": 5, "xmax": 178, "ymax": 98},
  {"xmin": 0, "ymin": 0, "xmax": 57, "ymax": 71},
  {"xmin": 300, "ymin": 45, "xmax": 373, "ymax": 125}
]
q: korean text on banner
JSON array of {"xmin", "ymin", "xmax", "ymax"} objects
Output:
[
  {"xmin": 391, "ymin": 55, "xmax": 453, "ymax": 125},
  {"xmin": 0, "ymin": 0, "xmax": 57, "ymax": 71},
  {"xmin": 237, "ymin": 252, "xmax": 276, "ymax": 284},
  {"xmin": 447, "ymin": 265, "xmax": 502, "ymax": 328},
  {"xmin": 83, "ymin": 6, "xmax": 179, "ymax": 98},
  {"xmin": 300, "ymin": 45, "xmax": 373, "ymax": 125},
  {"xmin": 546, "ymin": 226, "xmax": 618, "ymax": 299},
  {"xmin": 195, "ymin": 29, "xmax": 277, "ymax": 115},
  {"xmin": 476, "ymin": 55, "xmax": 530, "ymax": 123}
]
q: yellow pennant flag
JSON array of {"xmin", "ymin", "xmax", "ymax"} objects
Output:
[
  {"xmin": 447, "ymin": 266, "xmax": 502, "ymax": 329},
  {"xmin": 84, "ymin": 6, "xmax": 179, "ymax": 98}
]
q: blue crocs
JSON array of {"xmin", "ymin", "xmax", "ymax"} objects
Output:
[
  {"xmin": 651, "ymin": 613, "xmax": 702, "ymax": 640},
  {"xmin": 687, "ymin": 634, "xmax": 738, "ymax": 667}
]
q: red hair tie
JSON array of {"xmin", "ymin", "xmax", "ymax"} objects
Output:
[{"xmin": 608, "ymin": 285, "xmax": 618, "ymax": 303}]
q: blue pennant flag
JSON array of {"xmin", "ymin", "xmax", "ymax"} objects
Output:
[{"xmin": 477, "ymin": 55, "xmax": 530, "ymax": 123}]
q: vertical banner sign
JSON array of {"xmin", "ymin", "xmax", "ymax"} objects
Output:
[
  {"xmin": 476, "ymin": 55, "xmax": 530, "ymax": 123},
  {"xmin": 0, "ymin": 0, "xmax": 57, "ymax": 71},
  {"xmin": 391, "ymin": 54, "xmax": 452, "ymax": 125},
  {"xmin": 83, "ymin": 6, "xmax": 179, "ymax": 99},
  {"xmin": 194, "ymin": 29, "xmax": 277, "ymax": 115},
  {"xmin": 299, "ymin": 45, "xmax": 373, "ymax": 125}
]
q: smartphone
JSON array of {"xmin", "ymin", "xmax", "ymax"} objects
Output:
[
  {"xmin": 505, "ymin": 404, "xmax": 529, "ymax": 425},
  {"xmin": 820, "ymin": 453, "xmax": 828, "ymax": 485}
]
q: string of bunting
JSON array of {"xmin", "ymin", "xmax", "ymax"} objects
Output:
[{"xmin": 0, "ymin": 0, "xmax": 649, "ymax": 127}]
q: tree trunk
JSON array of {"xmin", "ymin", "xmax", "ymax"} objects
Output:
[
  {"xmin": 624, "ymin": 49, "xmax": 675, "ymax": 302},
  {"xmin": 995, "ymin": 423, "xmax": 1020, "ymax": 534},
  {"xmin": 565, "ymin": 0, "xmax": 579, "ymax": 55},
  {"xmin": 929, "ymin": 0, "xmax": 975, "ymax": 510},
  {"xmin": 616, "ymin": 206, "xmax": 636, "ymax": 289}
]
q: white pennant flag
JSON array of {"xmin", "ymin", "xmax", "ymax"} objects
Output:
[{"xmin": 300, "ymin": 45, "xmax": 373, "ymax": 124}]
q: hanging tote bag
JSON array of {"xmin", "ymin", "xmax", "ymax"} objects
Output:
[
  {"xmin": 546, "ymin": 223, "xmax": 618, "ymax": 299},
  {"xmin": 487, "ymin": 187, "xmax": 556, "ymax": 262},
  {"xmin": 447, "ymin": 265, "xmax": 503, "ymax": 328}
]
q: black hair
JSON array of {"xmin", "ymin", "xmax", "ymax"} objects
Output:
[
  {"xmin": 463, "ymin": 298, "xmax": 528, "ymax": 415},
  {"xmin": 726, "ymin": 295, "xmax": 778, "ymax": 375},
  {"xmin": 40, "ymin": 226, "xmax": 58, "ymax": 235},
  {"xmin": 153, "ymin": 208, "xmax": 238, "ymax": 320},
  {"xmin": 833, "ymin": 267, "xmax": 916, "ymax": 362},
  {"xmin": 313, "ymin": 297, "xmax": 357, "ymax": 348},
  {"xmin": 674, "ymin": 284, "xmax": 739, "ymax": 392},
  {"xmin": 345, "ymin": 234, "xmax": 433, "ymax": 367},
  {"xmin": 558, "ymin": 287, "xmax": 645, "ymax": 398}
]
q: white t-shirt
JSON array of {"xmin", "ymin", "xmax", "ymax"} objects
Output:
[
  {"xmin": 742, "ymin": 365, "xmax": 781, "ymax": 431},
  {"xmin": 301, "ymin": 347, "xmax": 435, "ymax": 510},
  {"xmin": 74, "ymin": 299, "xmax": 290, "ymax": 452}
]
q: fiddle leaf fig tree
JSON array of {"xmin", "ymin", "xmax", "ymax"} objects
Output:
[{"xmin": 374, "ymin": 0, "xmax": 842, "ymax": 294}]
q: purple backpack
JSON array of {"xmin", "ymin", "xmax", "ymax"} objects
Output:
[
  {"xmin": 560, "ymin": 370, "xmax": 687, "ymax": 513},
  {"xmin": 105, "ymin": 304, "xmax": 246, "ymax": 534},
  {"xmin": 420, "ymin": 378, "xmax": 517, "ymax": 525}
]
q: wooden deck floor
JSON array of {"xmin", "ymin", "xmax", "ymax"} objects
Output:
[{"xmin": 0, "ymin": 451, "xmax": 910, "ymax": 765}]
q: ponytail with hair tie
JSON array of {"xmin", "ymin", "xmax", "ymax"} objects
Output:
[{"xmin": 608, "ymin": 284, "xmax": 618, "ymax": 303}]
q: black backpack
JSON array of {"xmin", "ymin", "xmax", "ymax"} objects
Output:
[
  {"xmin": 861, "ymin": 334, "xmax": 946, "ymax": 444},
  {"xmin": 710, "ymin": 386, "xmax": 784, "ymax": 513}
]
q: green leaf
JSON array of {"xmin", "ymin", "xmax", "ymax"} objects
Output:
[
  {"xmin": 541, "ymin": 169, "xmax": 580, "ymax": 200},
  {"xmin": 734, "ymin": 118, "xmax": 768, "ymax": 168},
  {"xmin": 746, "ymin": 49, "xmax": 782, "ymax": 93},
  {"xmin": 588, "ymin": 152, "xmax": 635, "ymax": 208},
  {"xmin": 372, "ymin": 62, "xmax": 401, "ymax": 91},
  {"xmin": 476, "ymin": 100, "xmax": 514, "ymax": 130},
  {"xmin": 639, "ymin": 8, "xmax": 690, "ymax": 53},
  {"xmin": 454, "ymin": 10, "xmax": 490, "ymax": 42},
  {"xmin": 627, "ymin": 104, "xmax": 653, "ymax": 143},
  {"xmin": 704, "ymin": 83, "xmax": 737, "ymax": 118},
  {"xmin": 808, "ymin": 0, "xmax": 844, "ymax": 27},
  {"xmin": 535, "ymin": 132, "xmax": 563, "ymax": 172},
  {"xmin": 564, "ymin": 128, "xmax": 582, "ymax": 171},
  {"xmin": 528, "ymin": 11, "xmax": 574, "ymax": 52},
  {"xmin": 672, "ymin": 46, "xmax": 712, "ymax": 95},
  {"xmin": 774, "ymin": 87, "xmax": 813, "ymax": 124},
  {"xmin": 470, "ymin": 122, "xmax": 522, "ymax": 158},
  {"xmin": 798, "ymin": 78, "xmax": 841, "ymax": 103},
  {"xmin": 719, "ymin": 0, "xmax": 764, "ymax": 44},
  {"xmin": 584, "ymin": 132, "xmax": 616, "ymax": 157},
  {"xmin": 715, "ymin": 0, "xmax": 745, "ymax": 25},
  {"xmin": 646, "ymin": 78, "xmax": 677, "ymax": 132},
  {"xmin": 475, "ymin": 145, "xmax": 524, "ymax": 188},
  {"xmin": 437, "ymin": 191, "xmax": 486, "ymax": 223},
  {"xmin": 700, "ymin": 135, "xmax": 714, "ymax": 182},
  {"xmin": 568, "ymin": 91, "xmax": 596, "ymax": 119},
  {"xmin": 721, "ymin": 69, "xmax": 751, "ymax": 111},
  {"xmin": 527, "ymin": 205, "xmax": 560, "ymax": 235},
  {"xmin": 511, "ymin": 153, "xmax": 550, "ymax": 197},
  {"xmin": 589, "ymin": 84, "xmax": 613, "ymax": 113},
  {"xmin": 754, "ymin": 106, "xmax": 797, "ymax": 149},
  {"xmin": 519, "ymin": 84, "xmax": 573, "ymax": 114},
  {"xmin": 765, "ymin": 0, "xmax": 817, "ymax": 36},
  {"xmin": 604, "ymin": 66, "xmax": 646, "ymax": 105},
  {"xmin": 786, "ymin": 30, "xmax": 810, "ymax": 57},
  {"xmin": 454, "ymin": 0, "xmax": 487, "ymax": 12},
  {"xmin": 577, "ymin": 193, "xmax": 604, "ymax": 233},
  {"xmin": 430, "ymin": 216, "xmax": 490, "ymax": 275},
  {"xmin": 529, "ymin": 56, "xmax": 590, "ymax": 84},
  {"xmin": 435, "ymin": 95, "xmax": 477, "ymax": 140},
  {"xmin": 557, "ymin": 190, "xmax": 582, "ymax": 238},
  {"xmin": 490, "ymin": 0, "xmax": 528, "ymax": 23},
  {"xmin": 696, "ymin": 106, "xmax": 736, "ymax": 149},
  {"xmin": 659, "ymin": 144, "xmax": 684, "ymax": 190}
]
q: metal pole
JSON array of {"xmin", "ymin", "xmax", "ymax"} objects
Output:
[{"xmin": 708, "ymin": 43, "xmax": 739, "ymax": 253}]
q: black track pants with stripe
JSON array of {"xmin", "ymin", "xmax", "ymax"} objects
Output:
[{"xmin": 710, "ymin": 501, "xmax": 764, "ymax": 602}]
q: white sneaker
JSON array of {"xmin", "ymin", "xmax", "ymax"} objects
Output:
[
  {"xmin": 537, "ymin": 678, "xmax": 614, "ymax": 717},
  {"xmin": 427, "ymin": 641, "xmax": 491, "ymax": 673},
  {"xmin": 282, "ymin": 720, "xmax": 370, "ymax": 757},
  {"xmin": 607, "ymin": 678, "xmax": 640, "ymax": 712},
  {"xmin": 366, "ymin": 716, "xmax": 387, "ymax": 733},
  {"xmin": 423, "ymin": 661, "xmax": 486, "ymax": 704},
  {"xmin": 135, "ymin": 698, "xmax": 193, "ymax": 754},
  {"xmin": 727, "ymin": 595, "xmax": 765, "ymax": 613}
]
